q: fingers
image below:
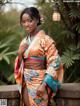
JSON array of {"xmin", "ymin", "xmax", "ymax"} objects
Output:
[
  {"xmin": 36, "ymin": 90, "xmax": 43, "ymax": 97},
  {"xmin": 36, "ymin": 83, "xmax": 46, "ymax": 97}
]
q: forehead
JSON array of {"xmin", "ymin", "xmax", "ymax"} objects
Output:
[{"xmin": 22, "ymin": 13, "xmax": 31, "ymax": 20}]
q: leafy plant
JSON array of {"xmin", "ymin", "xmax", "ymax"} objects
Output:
[
  {"xmin": 35, "ymin": 0, "xmax": 80, "ymax": 82},
  {"xmin": 0, "ymin": 9, "xmax": 21, "ymax": 84},
  {"xmin": 0, "ymin": 37, "xmax": 17, "ymax": 64},
  {"xmin": 61, "ymin": 44, "xmax": 80, "ymax": 68}
]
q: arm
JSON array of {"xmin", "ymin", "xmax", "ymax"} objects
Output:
[
  {"xmin": 42, "ymin": 35, "xmax": 64, "ymax": 92},
  {"xmin": 14, "ymin": 37, "xmax": 28, "ymax": 84},
  {"xmin": 37, "ymin": 35, "xmax": 64, "ymax": 96}
]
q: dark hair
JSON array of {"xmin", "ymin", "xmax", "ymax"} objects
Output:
[{"xmin": 20, "ymin": 7, "xmax": 41, "ymax": 26}]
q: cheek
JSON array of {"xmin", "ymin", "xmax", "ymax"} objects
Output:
[
  {"xmin": 31, "ymin": 22, "xmax": 37, "ymax": 28},
  {"xmin": 21, "ymin": 22, "xmax": 26, "ymax": 27}
]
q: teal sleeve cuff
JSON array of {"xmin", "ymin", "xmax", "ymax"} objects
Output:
[{"xmin": 44, "ymin": 74, "xmax": 61, "ymax": 93}]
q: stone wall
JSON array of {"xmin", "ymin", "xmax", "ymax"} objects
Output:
[
  {"xmin": 55, "ymin": 83, "xmax": 80, "ymax": 106},
  {"xmin": 0, "ymin": 85, "xmax": 20, "ymax": 106},
  {"xmin": 0, "ymin": 83, "xmax": 80, "ymax": 106}
]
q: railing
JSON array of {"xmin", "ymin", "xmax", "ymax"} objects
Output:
[
  {"xmin": 55, "ymin": 83, "xmax": 80, "ymax": 106},
  {"xmin": 0, "ymin": 83, "xmax": 80, "ymax": 106},
  {"xmin": 0, "ymin": 85, "xmax": 20, "ymax": 106}
]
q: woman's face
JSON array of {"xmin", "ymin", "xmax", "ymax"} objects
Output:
[{"xmin": 21, "ymin": 13, "xmax": 38, "ymax": 33}]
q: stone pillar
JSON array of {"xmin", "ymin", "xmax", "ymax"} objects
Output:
[
  {"xmin": 0, "ymin": 85, "xmax": 20, "ymax": 106},
  {"xmin": 55, "ymin": 83, "xmax": 80, "ymax": 106}
]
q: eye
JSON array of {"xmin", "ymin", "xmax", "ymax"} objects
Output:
[
  {"xmin": 22, "ymin": 20, "xmax": 26, "ymax": 23},
  {"xmin": 22, "ymin": 19, "xmax": 33, "ymax": 23},
  {"xmin": 29, "ymin": 19, "xmax": 33, "ymax": 22}
]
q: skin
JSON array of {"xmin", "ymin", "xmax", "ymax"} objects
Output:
[
  {"xmin": 21, "ymin": 13, "xmax": 38, "ymax": 36},
  {"xmin": 19, "ymin": 13, "xmax": 46, "ymax": 106},
  {"xmin": 18, "ymin": 13, "xmax": 39, "ymax": 57},
  {"xmin": 18, "ymin": 13, "xmax": 39, "ymax": 65}
]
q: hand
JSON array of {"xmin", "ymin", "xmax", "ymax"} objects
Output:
[{"xmin": 36, "ymin": 82, "xmax": 46, "ymax": 97}]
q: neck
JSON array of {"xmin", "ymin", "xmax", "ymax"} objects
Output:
[{"xmin": 30, "ymin": 27, "xmax": 40, "ymax": 37}]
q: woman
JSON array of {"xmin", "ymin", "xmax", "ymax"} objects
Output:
[{"xmin": 14, "ymin": 7, "xmax": 64, "ymax": 106}]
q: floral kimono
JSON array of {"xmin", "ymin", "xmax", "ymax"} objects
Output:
[{"xmin": 14, "ymin": 30, "xmax": 64, "ymax": 106}]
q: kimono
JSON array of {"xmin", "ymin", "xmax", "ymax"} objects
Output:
[{"xmin": 14, "ymin": 30, "xmax": 64, "ymax": 106}]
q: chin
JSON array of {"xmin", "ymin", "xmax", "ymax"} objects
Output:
[{"xmin": 25, "ymin": 29, "xmax": 31, "ymax": 33}]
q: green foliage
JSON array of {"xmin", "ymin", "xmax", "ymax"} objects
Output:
[
  {"xmin": 69, "ymin": 9, "xmax": 80, "ymax": 18},
  {"xmin": 75, "ymin": 22, "xmax": 80, "ymax": 33},
  {"xmin": 0, "ymin": 38, "xmax": 17, "ymax": 64},
  {"xmin": 8, "ymin": 73, "xmax": 15, "ymax": 84},
  {"xmin": 61, "ymin": 44, "xmax": 80, "ymax": 68},
  {"xmin": 0, "ymin": 9, "xmax": 22, "ymax": 84},
  {"xmin": 36, "ymin": 0, "xmax": 80, "ymax": 82}
]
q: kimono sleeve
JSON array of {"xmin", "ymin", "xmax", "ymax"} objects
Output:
[
  {"xmin": 41, "ymin": 35, "xmax": 64, "ymax": 92},
  {"xmin": 14, "ymin": 38, "xmax": 27, "ymax": 84},
  {"xmin": 18, "ymin": 37, "xmax": 28, "ymax": 56},
  {"xmin": 14, "ymin": 56, "xmax": 22, "ymax": 84}
]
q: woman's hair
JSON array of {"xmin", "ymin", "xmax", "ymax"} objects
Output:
[{"xmin": 20, "ymin": 7, "xmax": 41, "ymax": 26}]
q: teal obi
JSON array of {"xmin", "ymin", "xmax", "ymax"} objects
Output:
[{"xmin": 44, "ymin": 74, "xmax": 61, "ymax": 93}]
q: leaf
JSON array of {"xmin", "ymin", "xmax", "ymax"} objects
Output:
[
  {"xmin": 3, "ymin": 55, "xmax": 10, "ymax": 64},
  {"xmin": 1, "ymin": 47, "xmax": 9, "ymax": 54},
  {"xmin": 69, "ymin": 9, "xmax": 80, "ymax": 18},
  {"xmin": 0, "ymin": 48, "xmax": 9, "ymax": 61},
  {"xmin": 61, "ymin": 48, "xmax": 80, "ymax": 69},
  {"xmin": 8, "ymin": 74, "xmax": 15, "ymax": 83},
  {"xmin": 0, "ymin": 55, "xmax": 3, "ymax": 61},
  {"xmin": 61, "ymin": 53, "xmax": 74, "ymax": 68},
  {"xmin": 0, "ymin": 37, "xmax": 15, "ymax": 48},
  {"xmin": 76, "ymin": 23, "xmax": 80, "ymax": 33},
  {"xmin": 61, "ymin": 30, "xmax": 75, "ymax": 39},
  {"xmin": 5, "ymin": 50, "xmax": 17, "ymax": 56},
  {"xmin": 0, "ymin": 42, "xmax": 8, "ymax": 48}
]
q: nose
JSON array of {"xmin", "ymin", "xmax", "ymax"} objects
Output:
[{"xmin": 24, "ymin": 21, "xmax": 30, "ymax": 27}]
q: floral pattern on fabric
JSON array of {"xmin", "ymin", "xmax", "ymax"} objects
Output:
[{"xmin": 14, "ymin": 30, "xmax": 64, "ymax": 106}]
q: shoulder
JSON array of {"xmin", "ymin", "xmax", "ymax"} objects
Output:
[
  {"xmin": 44, "ymin": 35, "xmax": 55, "ymax": 44},
  {"xmin": 40, "ymin": 32, "xmax": 56, "ymax": 48},
  {"xmin": 20, "ymin": 36, "xmax": 28, "ymax": 47},
  {"xmin": 39, "ymin": 30, "xmax": 55, "ymax": 43}
]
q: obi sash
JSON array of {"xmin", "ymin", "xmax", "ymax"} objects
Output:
[{"xmin": 24, "ymin": 56, "xmax": 47, "ymax": 70}]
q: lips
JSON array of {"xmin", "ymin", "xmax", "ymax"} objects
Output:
[{"xmin": 25, "ymin": 27, "xmax": 32, "ymax": 32}]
